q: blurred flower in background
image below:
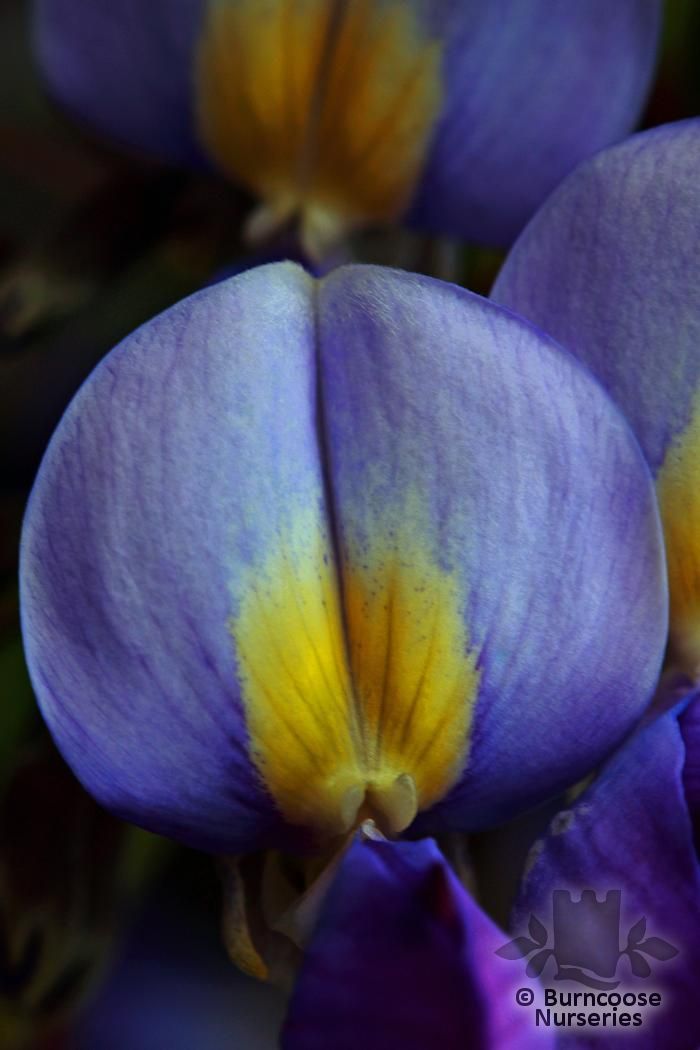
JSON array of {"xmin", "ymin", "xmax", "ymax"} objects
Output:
[{"xmin": 35, "ymin": 0, "xmax": 661, "ymax": 255}]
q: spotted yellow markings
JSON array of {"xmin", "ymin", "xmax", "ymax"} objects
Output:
[
  {"xmin": 657, "ymin": 392, "xmax": 700, "ymax": 673},
  {"xmin": 196, "ymin": 0, "xmax": 442, "ymax": 256},
  {"xmin": 344, "ymin": 531, "xmax": 479, "ymax": 814},
  {"xmin": 230, "ymin": 503, "xmax": 480, "ymax": 837}
]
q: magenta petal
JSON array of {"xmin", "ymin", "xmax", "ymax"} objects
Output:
[
  {"xmin": 282, "ymin": 836, "xmax": 553, "ymax": 1049},
  {"xmin": 509, "ymin": 698, "xmax": 700, "ymax": 1049}
]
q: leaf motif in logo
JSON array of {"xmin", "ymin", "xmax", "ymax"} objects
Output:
[
  {"xmin": 628, "ymin": 950, "xmax": 652, "ymax": 978},
  {"xmin": 638, "ymin": 936, "xmax": 678, "ymax": 961},
  {"xmin": 526, "ymin": 948, "xmax": 553, "ymax": 978},
  {"xmin": 627, "ymin": 917, "xmax": 646, "ymax": 945},
  {"xmin": 495, "ymin": 936, "xmax": 539, "ymax": 960},
  {"xmin": 528, "ymin": 914, "xmax": 548, "ymax": 947}
]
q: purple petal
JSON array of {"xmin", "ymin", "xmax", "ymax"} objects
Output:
[
  {"xmin": 21, "ymin": 264, "xmax": 666, "ymax": 854},
  {"xmin": 21, "ymin": 264, "xmax": 320, "ymax": 853},
  {"xmin": 411, "ymin": 0, "xmax": 661, "ymax": 243},
  {"xmin": 493, "ymin": 120, "xmax": 700, "ymax": 470},
  {"xmin": 318, "ymin": 267, "xmax": 666, "ymax": 833},
  {"xmin": 34, "ymin": 0, "xmax": 206, "ymax": 166},
  {"xmin": 282, "ymin": 835, "xmax": 553, "ymax": 1050},
  {"xmin": 509, "ymin": 698, "xmax": 700, "ymax": 1049},
  {"xmin": 493, "ymin": 120, "xmax": 700, "ymax": 673}
]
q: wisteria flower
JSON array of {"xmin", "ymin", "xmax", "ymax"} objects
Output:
[
  {"xmin": 20, "ymin": 262, "xmax": 666, "ymax": 1041},
  {"xmin": 34, "ymin": 0, "xmax": 661, "ymax": 254}
]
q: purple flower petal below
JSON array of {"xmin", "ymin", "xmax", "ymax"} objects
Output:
[
  {"xmin": 508, "ymin": 695, "xmax": 700, "ymax": 1049},
  {"xmin": 282, "ymin": 835, "xmax": 553, "ymax": 1049}
]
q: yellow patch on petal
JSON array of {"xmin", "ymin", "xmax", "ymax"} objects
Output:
[
  {"xmin": 231, "ymin": 509, "xmax": 363, "ymax": 835},
  {"xmin": 230, "ymin": 503, "xmax": 480, "ymax": 838},
  {"xmin": 196, "ymin": 0, "xmax": 442, "ymax": 257},
  {"xmin": 656, "ymin": 391, "xmax": 700, "ymax": 674},
  {"xmin": 343, "ymin": 530, "xmax": 479, "ymax": 813}
]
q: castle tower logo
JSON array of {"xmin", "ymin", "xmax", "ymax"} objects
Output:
[{"xmin": 496, "ymin": 889, "xmax": 677, "ymax": 989}]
